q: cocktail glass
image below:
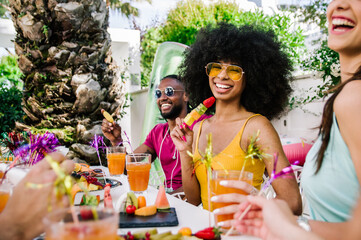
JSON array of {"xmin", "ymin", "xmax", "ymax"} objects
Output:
[
  {"xmin": 43, "ymin": 206, "xmax": 118, "ymax": 240},
  {"xmin": 211, "ymin": 170, "xmax": 253, "ymax": 232},
  {"xmin": 126, "ymin": 153, "xmax": 151, "ymax": 194},
  {"xmin": 0, "ymin": 181, "xmax": 12, "ymax": 213},
  {"xmin": 106, "ymin": 146, "xmax": 126, "ymax": 177}
]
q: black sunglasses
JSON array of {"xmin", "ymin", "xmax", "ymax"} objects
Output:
[{"xmin": 155, "ymin": 86, "xmax": 184, "ymax": 99}]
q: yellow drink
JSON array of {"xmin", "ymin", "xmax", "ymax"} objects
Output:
[
  {"xmin": 211, "ymin": 170, "xmax": 253, "ymax": 228},
  {"xmin": 126, "ymin": 162, "xmax": 151, "ymax": 192},
  {"xmin": 44, "ymin": 206, "xmax": 118, "ymax": 240},
  {"xmin": 0, "ymin": 191, "xmax": 10, "ymax": 213},
  {"xmin": 107, "ymin": 152, "xmax": 126, "ymax": 175}
]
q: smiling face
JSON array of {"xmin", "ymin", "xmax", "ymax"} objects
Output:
[
  {"xmin": 156, "ymin": 77, "xmax": 188, "ymax": 120},
  {"xmin": 208, "ymin": 61, "xmax": 245, "ymax": 102},
  {"xmin": 327, "ymin": 0, "xmax": 361, "ymax": 54}
]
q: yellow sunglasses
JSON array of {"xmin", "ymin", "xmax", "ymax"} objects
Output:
[{"xmin": 205, "ymin": 62, "xmax": 244, "ymax": 81}]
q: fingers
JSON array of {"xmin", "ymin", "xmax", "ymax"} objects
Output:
[
  {"xmin": 213, "ymin": 203, "xmax": 239, "ymax": 215},
  {"xmin": 60, "ymin": 160, "xmax": 75, "ymax": 174},
  {"xmin": 211, "ymin": 193, "xmax": 247, "ymax": 204},
  {"xmin": 218, "ymin": 180, "xmax": 254, "ymax": 194},
  {"xmin": 102, "ymin": 118, "xmax": 113, "ymax": 132}
]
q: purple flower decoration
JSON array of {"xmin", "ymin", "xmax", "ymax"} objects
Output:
[
  {"xmin": 261, "ymin": 152, "xmax": 297, "ymax": 191},
  {"xmin": 13, "ymin": 132, "xmax": 60, "ymax": 166}
]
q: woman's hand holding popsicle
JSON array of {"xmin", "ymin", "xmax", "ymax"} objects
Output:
[{"xmin": 170, "ymin": 117, "xmax": 194, "ymax": 153}]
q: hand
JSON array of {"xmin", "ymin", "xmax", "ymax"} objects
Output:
[
  {"xmin": 170, "ymin": 117, "xmax": 194, "ymax": 153},
  {"xmin": 0, "ymin": 152, "xmax": 74, "ymax": 240},
  {"xmin": 233, "ymin": 196, "xmax": 301, "ymax": 240},
  {"xmin": 101, "ymin": 109, "xmax": 123, "ymax": 146},
  {"xmin": 211, "ymin": 179, "xmax": 256, "ymax": 228}
]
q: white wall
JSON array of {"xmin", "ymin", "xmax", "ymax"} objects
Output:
[{"xmin": 272, "ymin": 74, "xmax": 325, "ymax": 141}]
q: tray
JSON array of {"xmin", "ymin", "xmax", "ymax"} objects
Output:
[{"xmin": 118, "ymin": 208, "xmax": 179, "ymax": 228}]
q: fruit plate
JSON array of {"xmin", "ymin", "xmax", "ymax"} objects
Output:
[
  {"xmin": 118, "ymin": 208, "xmax": 179, "ymax": 228},
  {"xmin": 74, "ymin": 178, "xmax": 122, "ymax": 205}
]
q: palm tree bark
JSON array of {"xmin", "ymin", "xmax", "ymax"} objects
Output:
[{"xmin": 8, "ymin": 0, "xmax": 124, "ymax": 155}]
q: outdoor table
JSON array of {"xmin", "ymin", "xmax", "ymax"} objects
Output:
[
  {"xmin": 94, "ymin": 166, "xmax": 260, "ymax": 239},
  {"xmin": 0, "ymin": 163, "xmax": 260, "ymax": 239}
]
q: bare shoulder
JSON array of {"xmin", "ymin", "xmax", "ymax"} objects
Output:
[
  {"xmin": 242, "ymin": 114, "xmax": 279, "ymax": 140},
  {"xmin": 335, "ymin": 80, "xmax": 361, "ymax": 116}
]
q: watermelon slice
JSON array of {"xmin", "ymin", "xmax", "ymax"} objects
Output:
[{"xmin": 154, "ymin": 185, "xmax": 170, "ymax": 210}]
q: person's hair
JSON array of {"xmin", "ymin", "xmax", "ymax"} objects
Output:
[
  {"xmin": 179, "ymin": 22, "xmax": 293, "ymax": 120},
  {"xmin": 160, "ymin": 74, "xmax": 181, "ymax": 84},
  {"xmin": 315, "ymin": 66, "xmax": 361, "ymax": 173}
]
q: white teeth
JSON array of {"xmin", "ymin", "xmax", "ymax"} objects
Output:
[
  {"xmin": 332, "ymin": 18, "xmax": 355, "ymax": 27},
  {"xmin": 216, "ymin": 83, "xmax": 231, "ymax": 89},
  {"xmin": 161, "ymin": 103, "xmax": 171, "ymax": 108}
]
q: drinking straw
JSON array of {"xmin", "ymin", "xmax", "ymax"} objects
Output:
[
  {"xmin": 122, "ymin": 130, "xmax": 134, "ymax": 154},
  {"xmin": 90, "ymin": 134, "xmax": 107, "ymax": 183}
]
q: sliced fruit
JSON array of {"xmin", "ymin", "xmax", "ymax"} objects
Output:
[
  {"xmin": 127, "ymin": 191, "xmax": 138, "ymax": 209},
  {"xmin": 137, "ymin": 195, "xmax": 146, "ymax": 209},
  {"xmin": 154, "ymin": 185, "xmax": 170, "ymax": 210},
  {"xmin": 80, "ymin": 208, "xmax": 93, "ymax": 220},
  {"xmin": 178, "ymin": 227, "xmax": 192, "ymax": 236},
  {"xmin": 149, "ymin": 231, "xmax": 171, "ymax": 240},
  {"xmin": 133, "ymin": 228, "xmax": 158, "ymax": 239},
  {"xmin": 104, "ymin": 183, "xmax": 113, "ymax": 209},
  {"xmin": 88, "ymin": 183, "xmax": 101, "ymax": 191},
  {"xmin": 116, "ymin": 192, "xmax": 128, "ymax": 213},
  {"xmin": 134, "ymin": 205, "xmax": 157, "ymax": 216},
  {"xmin": 70, "ymin": 184, "xmax": 82, "ymax": 202},
  {"xmin": 102, "ymin": 110, "xmax": 114, "ymax": 123}
]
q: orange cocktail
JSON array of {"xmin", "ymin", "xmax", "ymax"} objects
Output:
[
  {"xmin": 211, "ymin": 170, "xmax": 253, "ymax": 227},
  {"xmin": 0, "ymin": 191, "xmax": 10, "ymax": 213},
  {"xmin": 0, "ymin": 181, "xmax": 12, "ymax": 213},
  {"xmin": 44, "ymin": 206, "xmax": 118, "ymax": 240},
  {"xmin": 126, "ymin": 154, "xmax": 151, "ymax": 193},
  {"xmin": 106, "ymin": 146, "xmax": 126, "ymax": 176}
]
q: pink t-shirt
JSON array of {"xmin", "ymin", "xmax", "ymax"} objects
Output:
[{"xmin": 143, "ymin": 114, "xmax": 211, "ymax": 190}]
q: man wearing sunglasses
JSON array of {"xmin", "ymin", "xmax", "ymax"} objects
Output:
[{"xmin": 101, "ymin": 75, "xmax": 211, "ymax": 193}]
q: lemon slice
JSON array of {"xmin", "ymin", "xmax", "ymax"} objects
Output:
[{"xmin": 102, "ymin": 110, "xmax": 114, "ymax": 123}]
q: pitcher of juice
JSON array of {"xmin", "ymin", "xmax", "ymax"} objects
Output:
[{"xmin": 211, "ymin": 170, "xmax": 253, "ymax": 230}]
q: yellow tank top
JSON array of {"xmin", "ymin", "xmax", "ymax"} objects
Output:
[{"xmin": 193, "ymin": 114, "xmax": 265, "ymax": 210}]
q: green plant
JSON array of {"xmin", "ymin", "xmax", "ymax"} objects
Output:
[
  {"xmin": 140, "ymin": 0, "xmax": 305, "ymax": 87},
  {"xmin": 0, "ymin": 55, "xmax": 23, "ymax": 89},
  {"xmin": 0, "ymin": 54, "xmax": 24, "ymax": 133},
  {"xmin": 0, "ymin": 85, "xmax": 24, "ymax": 133}
]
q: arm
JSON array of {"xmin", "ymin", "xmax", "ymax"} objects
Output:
[
  {"xmin": 133, "ymin": 143, "xmax": 157, "ymax": 162},
  {"xmin": 0, "ymin": 152, "xmax": 74, "ymax": 240},
  {"xmin": 245, "ymin": 116, "xmax": 302, "ymax": 215},
  {"xmin": 308, "ymin": 81, "xmax": 361, "ymax": 240},
  {"xmin": 234, "ymin": 196, "xmax": 323, "ymax": 240},
  {"xmin": 170, "ymin": 117, "xmax": 201, "ymax": 206}
]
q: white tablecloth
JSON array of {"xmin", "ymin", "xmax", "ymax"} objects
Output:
[{"xmin": 2, "ymin": 163, "xmax": 260, "ymax": 239}]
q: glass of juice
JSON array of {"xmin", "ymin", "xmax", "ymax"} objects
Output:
[
  {"xmin": 211, "ymin": 170, "xmax": 253, "ymax": 232},
  {"xmin": 126, "ymin": 153, "xmax": 151, "ymax": 194},
  {"xmin": 0, "ymin": 181, "xmax": 12, "ymax": 213},
  {"xmin": 106, "ymin": 146, "xmax": 126, "ymax": 177},
  {"xmin": 43, "ymin": 206, "xmax": 118, "ymax": 240}
]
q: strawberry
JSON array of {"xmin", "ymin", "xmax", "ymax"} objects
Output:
[
  {"xmin": 194, "ymin": 227, "xmax": 221, "ymax": 240},
  {"xmin": 80, "ymin": 208, "xmax": 93, "ymax": 220}
]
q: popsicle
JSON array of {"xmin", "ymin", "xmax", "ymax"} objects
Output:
[
  {"xmin": 182, "ymin": 96, "xmax": 215, "ymax": 128},
  {"xmin": 102, "ymin": 109, "xmax": 114, "ymax": 123}
]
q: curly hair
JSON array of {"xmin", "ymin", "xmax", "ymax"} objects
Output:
[{"xmin": 179, "ymin": 22, "xmax": 293, "ymax": 120}]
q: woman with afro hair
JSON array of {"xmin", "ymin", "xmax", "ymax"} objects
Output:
[{"xmin": 170, "ymin": 22, "xmax": 302, "ymax": 221}]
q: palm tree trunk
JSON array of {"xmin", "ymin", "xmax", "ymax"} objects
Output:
[{"xmin": 8, "ymin": 0, "xmax": 124, "ymax": 153}]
